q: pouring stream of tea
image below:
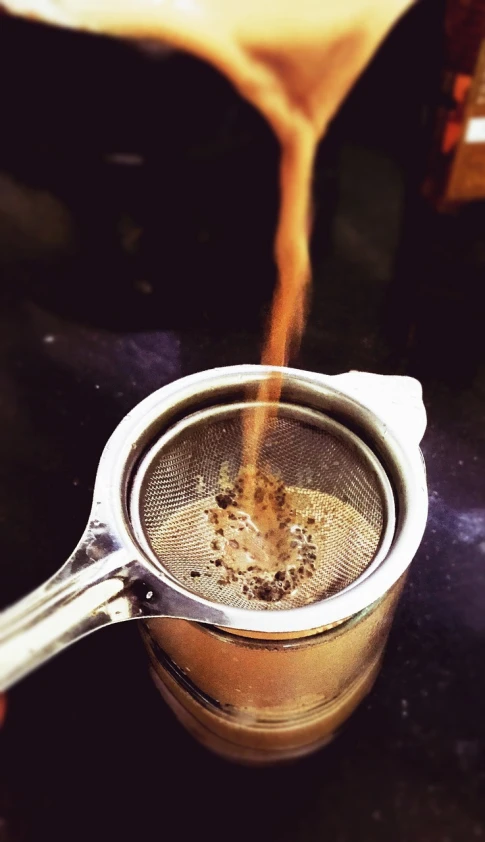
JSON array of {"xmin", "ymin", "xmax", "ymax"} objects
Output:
[
  {"xmin": 4, "ymin": 0, "xmax": 412, "ymax": 525},
  {"xmin": 4, "ymin": 1, "xmax": 412, "ymax": 406}
]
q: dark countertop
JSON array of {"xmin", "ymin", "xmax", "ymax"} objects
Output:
[{"xmin": 1, "ymin": 3, "xmax": 485, "ymax": 841}]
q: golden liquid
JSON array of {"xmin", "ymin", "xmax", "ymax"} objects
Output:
[{"xmin": 5, "ymin": 2, "xmax": 413, "ymax": 442}]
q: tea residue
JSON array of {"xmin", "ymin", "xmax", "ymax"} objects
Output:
[{"xmin": 205, "ymin": 467, "xmax": 318, "ymax": 602}]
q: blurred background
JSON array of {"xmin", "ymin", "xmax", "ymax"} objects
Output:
[{"xmin": 1, "ymin": 0, "xmax": 485, "ymax": 840}]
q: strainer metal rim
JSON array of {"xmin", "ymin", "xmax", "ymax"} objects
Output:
[
  {"xmin": 91, "ymin": 364, "xmax": 427, "ymax": 633},
  {"xmin": 128, "ymin": 401, "xmax": 396, "ymax": 605}
]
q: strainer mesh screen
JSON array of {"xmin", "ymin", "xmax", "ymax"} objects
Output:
[{"xmin": 135, "ymin": 408, "xmax": 386, "ymax": 610}]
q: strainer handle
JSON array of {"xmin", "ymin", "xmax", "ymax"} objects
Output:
[{"xmin": 0, "ymin": 549, "xmax": 131, "ymax": 692}]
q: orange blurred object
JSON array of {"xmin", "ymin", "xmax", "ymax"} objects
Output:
[{"xmin": 423, "ymin": 0, "xmax": 485, "ymax": 208}]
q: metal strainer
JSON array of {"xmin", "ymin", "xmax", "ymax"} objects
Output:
[{"xmin": 0, "ymin": 366, "xmax": 428, "ymax": 692}]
